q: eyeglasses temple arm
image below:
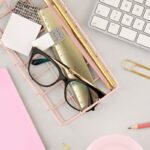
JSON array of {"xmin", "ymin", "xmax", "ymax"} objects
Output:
[{"xmin": 51, "ymin": 57, "xmax": 98, "ymax": 88}]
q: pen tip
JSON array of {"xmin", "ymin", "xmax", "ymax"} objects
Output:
[{"xmin": 128, "ymin": 125, "xmax": 138, "ymax": 129}]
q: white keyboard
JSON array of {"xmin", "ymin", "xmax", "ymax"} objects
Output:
[{"xmin": 89, "ymin": 0, "xmax": 150, "ymax": 51}]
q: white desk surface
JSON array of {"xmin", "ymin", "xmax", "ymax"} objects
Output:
[{"xmin": 0, "ymin": 0, "xmax": 150, "ymax": 149}]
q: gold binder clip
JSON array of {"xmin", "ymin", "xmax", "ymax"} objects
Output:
[{"xmin": 122, "ymin": 59, "xmax": 150, "ymax": 79}]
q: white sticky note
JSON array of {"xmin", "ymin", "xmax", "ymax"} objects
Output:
[{"xmin": 1, "ymin": 13, "xmax": 41, "ymax": 56}]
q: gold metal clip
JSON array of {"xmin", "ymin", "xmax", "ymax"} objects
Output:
[
  {"xmin": 122, "ymin": 59, "xmax": 150, "ymax": 79},
  {"xmin": 62, "ymin": 143, "xmax": 71, "ymax": 150}
]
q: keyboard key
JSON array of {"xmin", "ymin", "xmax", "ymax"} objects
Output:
[
  {"xmin": 132, "ymin": 4, "xmax": 144, "ymax": 16},
  {"xmin": 145, "ymin": 0, "xmax": 150, "ymax": 7},
  {"xmin": 100, "ymin": 0, "xmax": 121, "ymax": 7},
  {"xmin": 134, "ymin": 0, "xmax": 144, "ymax": 3},
  {"xmin": 110, "ymin": 10, "xmax": 122, "ymax": 21},
  {"xmin": 137, "ymin": 34, "xmax": 150, "ymax": 48},
  {"xmin": 133, "ymin": 18, "xmax": 145, "ymax": 30},
  {"xmin": 96, "ymin": 4, "xmax": 110, "ymax": 17},
  {"xmin": 144, "ymin": 9, "xmax": 150, "ymax": 20},
  {"xmin": 144, "ymin": 23, "xmax": 150, "ymax": 34},
  {"xmin": 91, "ymin": 16, "xmax": 108, "ymax": 30},
  {"xmin": 108, "ymin": 23, "xmax": 120, "ymax": 34},
  {"xmin": 120, "ymin": 0, "xmax": 132, "ymax": 12},
  {"xmin": 121, "ymin": 14, "xmax": 133, "ymax": 26},
  {"xmin": 119, "ymin": 27, "xmax": 137, "ymax": 41}
]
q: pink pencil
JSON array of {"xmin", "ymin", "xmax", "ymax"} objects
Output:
[{"xmin": 128, "ymin": 122, "xmax": 150, "ymax": 129}]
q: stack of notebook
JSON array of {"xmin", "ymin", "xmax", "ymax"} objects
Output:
[{"xmin": 0, "ymin": 68, "xmax": 45, "ymax": 150}]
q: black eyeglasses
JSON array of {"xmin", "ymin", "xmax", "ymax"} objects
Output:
[{"xmin": 28, "ymin": 47, "xmax": 105, "ymax": 111}]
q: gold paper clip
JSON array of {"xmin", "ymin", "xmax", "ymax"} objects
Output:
[
  {"xmin": 122, "ymin": 59, "xmax": 150, "ymax": 80},
  {"xmin": 62, "ymin": 143, "xmax": 71, "ymax": 150}
]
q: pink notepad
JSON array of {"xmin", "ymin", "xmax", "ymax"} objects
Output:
[{"xmin": 0, "ymin": 68, "xmax": 45, "ymax": 150}]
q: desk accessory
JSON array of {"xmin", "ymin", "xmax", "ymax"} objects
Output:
[
  {"xmin": 62, "ymin": 143, "xmax": 71, "ymax": 150},
  {"xmin": 14, "ymin": 0, "xmax": 41, "ymax": 24},
  {"xmin": 1, "ymin": 13, "xmax": 41, "ymax": 55},
  {"xmin": 0, "ymin": 0, "xmax": 117, "ymax": 126},
  {"xmin": 122, "ymin": 59, "xmax": 150, "ymax": 79},
  {"xmin": 13, "ymin": 0, "xmax": 41, "ymax": 24},
  {"xmin": 89, "ymin": 0, "xmax": 150, "ymax": 52},
  {"xmin": 0, "ymin": 68, "xmax": 45, "ymax": 150},
  {"xmin": 32, "ymin": 27, "xmax": 65, "ymax": 50},
  {"xmin": 38, "ymin": 8, "xmax": 97, "ymax": 110},
  {"xmin": 128, "ymin": 122, "xmax": 150, "ymax": 129},
  {"xmin": 44, "ymin": 0, "xmax": 117, "ymax": 90},
  {"xmin": 87, "ymin": 134, "xmax": 143, "ymax": 150},
  {"xmin": 1, "ymin": 0, "xmax": 42, "ymax": 56},
  {"xmin": 28, "ymin": 48, "xmax": 105, "ymax": 111}
]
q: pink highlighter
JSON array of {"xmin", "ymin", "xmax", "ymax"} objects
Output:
[{"xmin": 87, "ymin": 134, "xmax": 143, "ymax": 150}]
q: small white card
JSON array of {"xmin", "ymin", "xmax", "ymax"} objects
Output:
[
  {"xmin": 32, "ymin": 33, "xmax": 55, "ymax": 50},
  {"xmin": 32, "ymin": 27, "xmax": 65, "ymax": 50},
  {"xmin": 1, "ymin": 13, "xmax": 41, "ymax": 56}
]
